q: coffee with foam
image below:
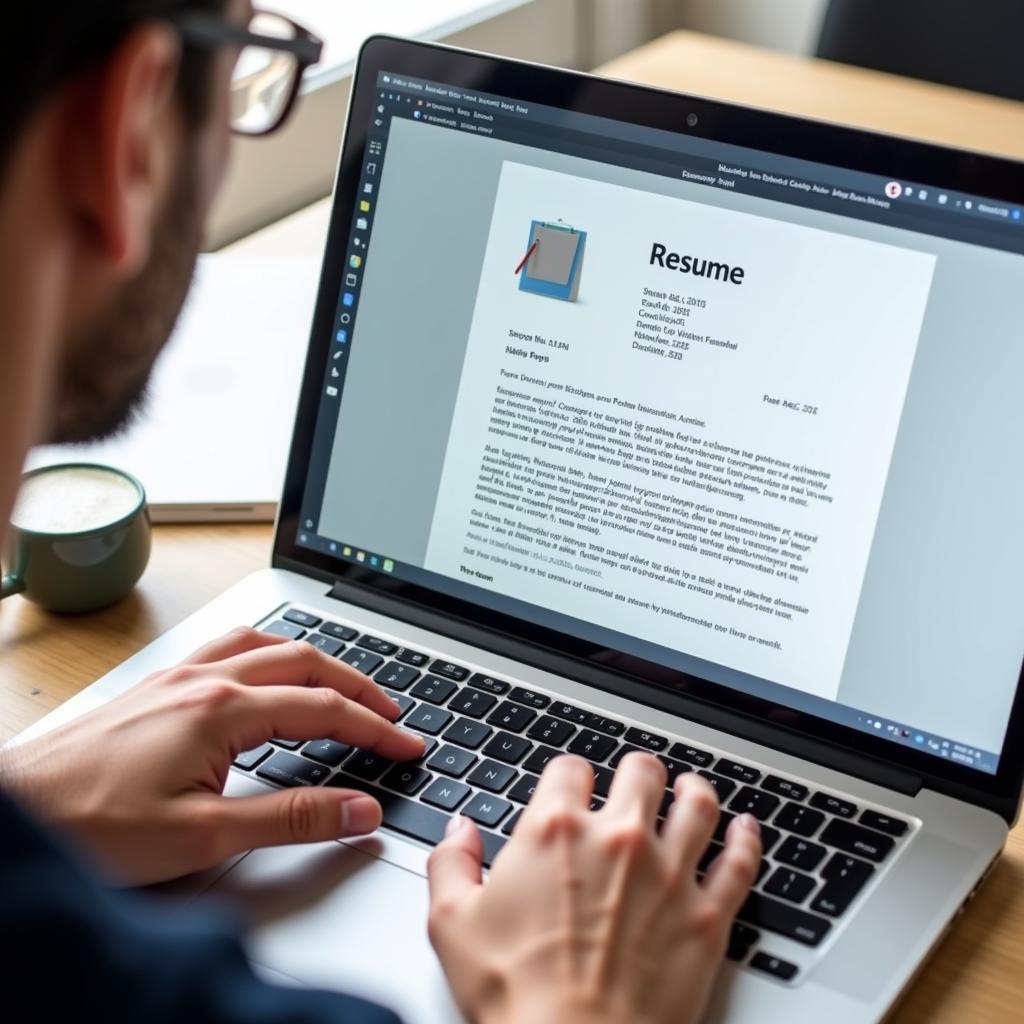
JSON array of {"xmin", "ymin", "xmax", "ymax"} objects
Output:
[{"xmin": 12, "ymin": 466, "xmax": 142, "ymax": 535}]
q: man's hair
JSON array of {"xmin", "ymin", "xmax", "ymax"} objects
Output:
[{"xmin": 1, "ymin": 1, "xmax": 229, "ymax": 176}]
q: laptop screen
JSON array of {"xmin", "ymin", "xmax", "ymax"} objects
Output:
[{"xmin": 292, "ymin": 61, "xmax": 1024, "ymax": 778}]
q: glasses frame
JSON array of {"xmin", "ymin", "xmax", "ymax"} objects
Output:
[{"xmin": 168, "ymin": 8, "xmax": 324, "ymax": 136}]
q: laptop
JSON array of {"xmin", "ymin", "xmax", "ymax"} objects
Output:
[{"xmin": 16, "ymin": 36, "xmax": 1024, "ymax": 1023}]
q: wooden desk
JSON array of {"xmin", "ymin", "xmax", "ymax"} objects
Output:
[{"xmin": 2, "ymin": 28, "xmax": 1022, "ymax": 1024}]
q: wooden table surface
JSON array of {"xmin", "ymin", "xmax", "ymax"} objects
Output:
[{"xmin": 2, "ymin": 28, "xmax": 1023, "ymax": 1024}]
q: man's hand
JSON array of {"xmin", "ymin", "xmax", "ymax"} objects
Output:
[
  {"xmin": 0, "ymin": 627, "xmax": 424, "ymax": 885},
  {"xmin": 428, "ymin": 752, "xmax": 761, "ymax": 1024}
]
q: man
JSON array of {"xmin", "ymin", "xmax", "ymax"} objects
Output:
[{"xmin": 0, "ymin": 3, "xmax": 762, "ymax": 1021}]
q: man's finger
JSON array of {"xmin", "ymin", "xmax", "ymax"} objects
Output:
[
  {"xmin": 192, "ymin": 786, "xmax": 384, "ymax": 862},
  {"xmin": 427, "ymin": 816, "xmax": 484, "ymax": 917},
  {"xmin": 602, "ymin": 750, "xmax": 666, "ymax": 822},
  {"xmin": 212, "ymin": 642, "xmax": 402, "ymax": 722},
  {"xmin": 702, "ymin": 813, "xmax": 762, "ymax": 916},
  {"xmin": 178, "ymin": 626, "xmax": 288, "ymax": 666},
  {"xmin": 660, "ymin": 772, "xmax": 721, "ymax": 874},
  {"xmin": 219, "ymin": 683, "xmax": 424, "ymax": 762},
  {"xmin": 520, "ymin": 753, "xmax": 593, "ymax": 827}
]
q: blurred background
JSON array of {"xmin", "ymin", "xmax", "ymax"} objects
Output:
[{"xmin": 209, "ymin": 0, "xmax": 1022, "ymax": 248}]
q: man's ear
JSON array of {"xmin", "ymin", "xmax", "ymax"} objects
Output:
[{"xmin": 61, "ymin": 23, "xmax": 182, "ymax": 277}]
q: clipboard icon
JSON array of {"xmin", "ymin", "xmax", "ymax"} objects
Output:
[{"xmin": 517, "ymin": 220, "xmax": 587, "ymax": 302}]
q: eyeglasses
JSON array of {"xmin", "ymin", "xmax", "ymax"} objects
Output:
[{"xmin": 169, "ymin": 9, "xmax": 324, "ymax": 136}]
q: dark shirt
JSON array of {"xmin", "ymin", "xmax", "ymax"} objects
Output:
[{"xmin": 0, "ymin": 789, "xmax": 402, "ymax": 1024}]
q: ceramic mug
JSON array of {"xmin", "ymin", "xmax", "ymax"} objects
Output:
[{"xmin": 1, "ymin": 463, "xmax": 151, "ymax": 613}]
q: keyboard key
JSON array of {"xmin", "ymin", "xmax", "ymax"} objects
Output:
[
  {"xmin": 486, "ymin": 701, "xmax": 537, "ymax": 733},
  {"xmin": 726, "ymin": 921, "xmax": 760, "ymax": 962},
  {"xmin": 394, "ymin": 647, "xmax": 429, "ymax": 667},
  {"xmin": 728, "ymin": 786, "xmax": 781, "ymax": 822},
  {"xmin": 761, "ymin": 775, "xmax": 809, "ymax": 802},
  {"xmin": 468, "ymin": 672, "xmax": 510, "ymax": 695},
  {"xmin": 410, "ymin": 675, "xmax": 458, "ymax": 704},
  {"xmin": 588, "ymin": 796, "xmax": 605, "ymax": 812},
  {"xmin": 414, "ymin": 736, "xmax": 439, "ymax": 762},
  {"xmin": 262, "ymin": 620, "xmax": 305, "ymax": 640},
  {"xmin": 713, "ymin": 811, "xmax": 735, "ymax": 843},
  {"xmin": 550, "ymin": 702, "xmax": 589, "ymax": 724},
  {"xmin": 749, "ymin": 952, "xmax": 798, "ymax": 982},
  {"xmin": 527, "ymin": 715, "xmax": 576, "ymax": 747},
  {"xmin": 374, "ymin": 662, "xmax": 420, "ymax": 691},
  {"xmin": 483, "ymin": 731, "xmax": 532, "ymax": 765},
  {"xmin": 257, "ymin": 752, "xmax": 330, "ymax": 787},
  {"xmin": 764, "ymin": 867, "xmax": 816, "ymax": 904},
  {"xmin": 270, "ymin": 738, "xmax": 303, "ymax": 750},
  {"xmin": 283, "ymin": 608, "xmax": 321, "ymax": 628},
  {"xmin": 233, "ymin": 743, "xmax": 273, "ymax": 770},
  {"xmin": 448, "ymin": 688, "xmax": 498, "ymax": 719},
  {"xmin": 327, "ymin": 777, "xmax": 504, "ymax": 867},
  {"xmin": 566, "ymin": 731, "xmax": 617, "ymax": 763},
  {"xmin": 774, "ymin": 836, "xmax": 827, "ymax": 872},
  {"xmin": 343, "ymin": 750, "xmax": 393, "ymax": 781},
  {"xmin": 584, "ymin": 713, "xmax": 625, "ymax": 737},
  {"xmin": 405, "ymin": 705, "xmax": 453, "ymax": 735},
  {"xmin": 699, "ymin": 771, "xmax": 736, "ymax": 801},
  {"xmin": 738, "ymin": 891, "xmax": 831, "ymax": 946},
  {"xmin": 668, "ymin": 742, "xmax": 714, "ymax": 768},
  {"xmin": 502, "ymin": 808, "xmax": 524, "ymax": 835},
  {"xmin": 714, "ymin": 759, "xmax": 760, "ymax": 784},
  {"xmin": 819, "ymin": 819, "xmax": 894, "ymax": 862},
  {"xmin": 508, "ymin": 773, "xmax": 540, "ymax": 804},
  {"xmin": 656, "ymin": 756, "xmax": 693, "ymax": 785},
  {"xmin": 462, "ymin": 793, "xmax": 513, "ymax": 828},
  {"xmin": 773, "ymin": 802, "xmax": 825, "ymax": 837},
  {"xmin": 509, "ymin": 687, "xmax": 551, "ymax": 709},
  {"xmin": 592, "ymin": 765, "xmax": 614, "ymax": 797},
  {"xmin": 301, "ymin": 739, "xmax": 351, "ymax": 767},
  {"xmin": 385, "ymin": 691, "xmax": 414, "ymax": 719},
  {"xmin": 381, "ymin": 765, "xmax": 431, "ymax": 795},
  {"xmin": 809, "ymin": 792, "xmax": 857, "ymax": 819},
  {"xmin": 624, "ymin": 727, "xmax": 668, "ymax": 752},
  {"xmin": 860, "ymin": 809, "xmax": 909, "ymax": 837},
  {"xmin": 523, "ymin": 745, "xmax": 562, "ymax": 774},
  {"xmin": 304, "ymin": 634, "xmax": 345, "ymax": 657},
  {"xmin": 430, "ymin": 659, "xmax": 470, "ymax": 682},
  {"xmin": 468, "ymin": 759, "xmax": 517, "ymax": 792},
  {"xmin": 320, "ymin": 621, "xmax": 358, "ymax": 642},
  {"xmin": 421, "ymin": 777, "xmax": 471, "ymax": 811},
  {"xmin": 609, "ymin": 744, "xmax": 644, "ymax": 768},
  {"xmin": 443, "ymin": 717, "xmax": 492, "ymax": 750},
  {"xmin": 340, "ymin": 648, "xmax": 384, "ymax": 675},
  {"xmin": 357, "ymin": 635, "xmax": 398, "ymax": 656},
  {"xmin": 427, "ymin": 744, "xmax": 477, "ymax": 778},
  {"xmin": 698, "ymin": 841, "xmax": 723, "ymax": 873},
  {"xmin": 759, "ymin": 825, "xmax": 781, "ymax": 855},
  {"xmin": 811, "ymin": 853, "xmax": 875, "ymax": 917}
]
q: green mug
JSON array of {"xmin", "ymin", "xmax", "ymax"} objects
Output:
[{"xmin": 1, "ymin": 463, "xmax": 151, "ymax": 614}]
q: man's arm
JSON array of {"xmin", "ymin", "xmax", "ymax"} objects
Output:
[{"xmin": 0, "ymin": 788, "xmax": 401, "ymax": 1024}]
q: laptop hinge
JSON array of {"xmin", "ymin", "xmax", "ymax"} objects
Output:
[{"xmin": 325, "ymin": 579, "xmax": 924, "ymax": 797}]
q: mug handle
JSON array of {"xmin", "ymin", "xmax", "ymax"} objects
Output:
[{"xmin": 1, "ymin": 562, "xmax": 25, "ymax": 600}]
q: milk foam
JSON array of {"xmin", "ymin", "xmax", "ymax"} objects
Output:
[{"xmin": 12, "ymin": 466, "xmax": 141, "ymax": 534}]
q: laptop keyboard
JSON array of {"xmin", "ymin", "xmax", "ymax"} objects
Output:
[{"xmin": 234, "ymin": 608, "xmax": 915, "ymax": 984}]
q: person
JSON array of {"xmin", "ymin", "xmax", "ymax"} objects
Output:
[{"xmin": 0, "ymin": 3, "xmax": 763, "ymax": 1021}]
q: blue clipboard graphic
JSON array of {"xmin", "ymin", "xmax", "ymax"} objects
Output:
[{"xmin": 518, "ymin": 220, "xmax": 587, "ymax": 302}]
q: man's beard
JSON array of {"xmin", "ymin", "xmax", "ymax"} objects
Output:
[{"xmin": 48, "ymin": 151, "xmax": 203, "ymax": 444}]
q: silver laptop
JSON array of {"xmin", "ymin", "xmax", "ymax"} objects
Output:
[{"xmin": 18, "ymin": 36, "xmax": 1024, "ymax": 1023}]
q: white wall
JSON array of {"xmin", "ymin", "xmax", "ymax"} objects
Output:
[{"xmin": 674, "ymin": 0, "xmax": 827, "ymax": 55}]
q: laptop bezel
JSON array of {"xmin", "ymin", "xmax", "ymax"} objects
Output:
[{"xmin": 273, "ymin": 35, "xmax": 1024, "ymax": 822}]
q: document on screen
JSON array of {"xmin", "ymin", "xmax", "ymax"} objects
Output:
[{"xmin": 424, "ymin": 162, "xmax": 936, "ymax": 700}]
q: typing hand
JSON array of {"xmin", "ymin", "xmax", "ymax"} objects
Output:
[
  {"xmin": 428, "ymin": 752, "xmax": 761, "ymax": 1024},
  {"xmin": 0, "ymin": 628, "xmax": 424, "ymax": 884}
]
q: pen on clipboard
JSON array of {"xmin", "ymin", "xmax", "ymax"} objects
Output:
[{"xmin": 514, "ymin": 240, "xmax": 539, "ymax": 275}]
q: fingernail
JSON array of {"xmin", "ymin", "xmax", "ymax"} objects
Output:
[
  {"xmin": 738, "ymin": 812, "xmax": 760, "ymax": 835},
  {"xmin": 445, "ymin": 814, "xmax": 467, "ymax": 837},
  {"xmin": 340, "ymin": 796, "xmax": 380, "ymax": 835}
]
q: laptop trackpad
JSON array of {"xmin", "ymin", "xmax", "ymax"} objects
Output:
[{"xmin": 202, "ymin": 840, "xmax": 462, "ymax": 1024}]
